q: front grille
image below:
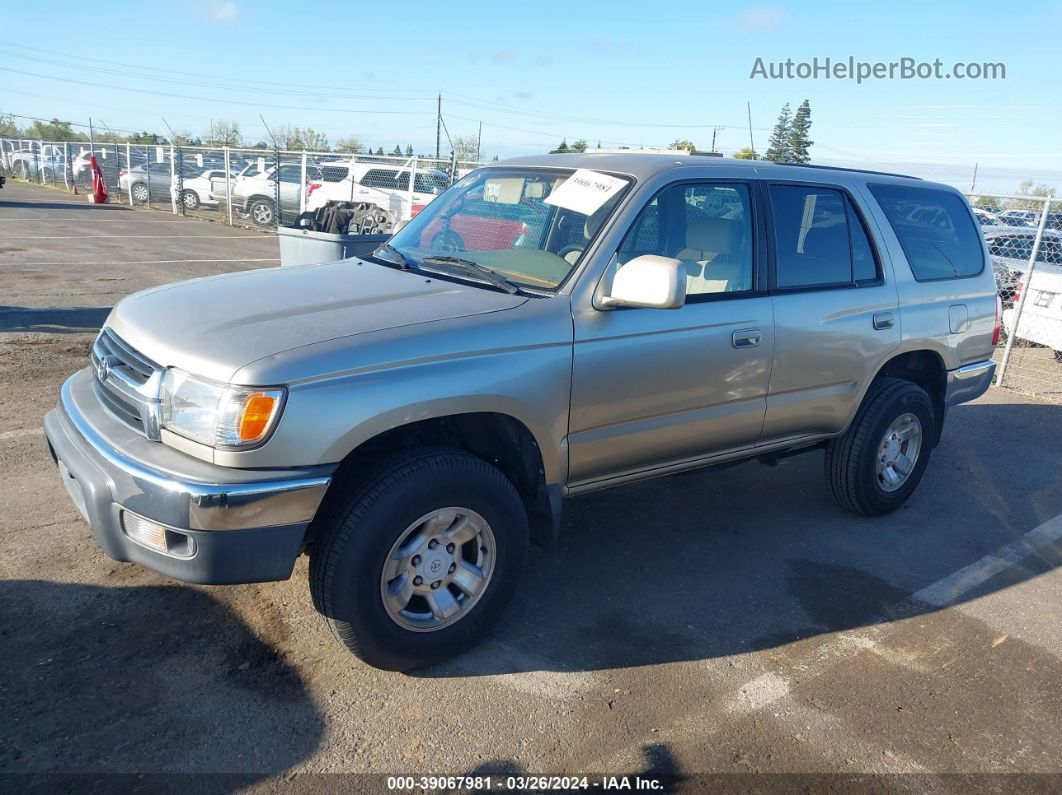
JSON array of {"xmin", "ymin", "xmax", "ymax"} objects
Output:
[{"xmin": 91, "ymin": 329, "xmax": 163, "ymax": 440}]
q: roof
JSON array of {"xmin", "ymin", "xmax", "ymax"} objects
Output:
[{"xmin": 491, "ymin": 152, "xmax": 926, "ymax": 186}]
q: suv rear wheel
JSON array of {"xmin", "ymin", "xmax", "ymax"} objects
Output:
[
  {"xmin": 825, "ymin": 377, "xmax": 935, "ymax": 516},
  {"xmin": 309, "ymin": 448, "xmax": 529, "ymax": 671}
]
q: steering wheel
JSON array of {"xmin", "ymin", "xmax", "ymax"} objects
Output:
[{"xmin": 557, "ymin": 244, "xmax": 585, "ymax": 261}]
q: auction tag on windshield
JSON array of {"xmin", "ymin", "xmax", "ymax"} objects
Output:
[
  {"xmin": 196, "ymin": 153, "xmax": 203, "ymax": 167},
  {"xmin": 257, "ymin": 156, "xmax": 266, "ymax": 172},
  {"xmin": 544, "ymin": 169, "xmax": 626, "ymax": 216},
  {"xmin": 155, "ymin": 146, "xmax": 164, "ymax": 164}
]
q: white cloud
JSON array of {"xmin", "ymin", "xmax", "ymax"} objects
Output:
[
  {"xmin": 734, "ymin": 7, "xmax": 783, "ymax": 30},
  {"xmin": 204, "ymin": 1, "xmax": 239, "ymax": 22}
]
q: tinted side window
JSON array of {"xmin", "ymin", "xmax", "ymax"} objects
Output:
[
  {"xmin": 869, "ymin": 184, "xmax": 984, "ymax": 280},
  {"xmin": 618, "ymin": 182, "xmax": 753, "ymax": 296},
  {"xmin": 769, "ymin": 186, "xmax": 852, "ymax": 288}
]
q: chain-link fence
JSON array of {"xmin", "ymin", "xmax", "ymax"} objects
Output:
[
  {"xmin": 965, "ymin": 193, "xmax": 1062, "ymax": 401},
  {"xmin": 0, "ymin": 137, "xmax": 484, "ymax": 231}
]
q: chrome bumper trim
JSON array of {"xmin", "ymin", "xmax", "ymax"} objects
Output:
[
  {"xmin": 58, "ymin": 375, "xmax": 331, "ymax": 531},
  {"xmin": 945, "ymin": 359, "xmax": 996, "ymax": 407}
]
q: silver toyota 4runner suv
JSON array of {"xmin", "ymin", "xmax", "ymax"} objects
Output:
[{"xmin": 45, "ymin": 153, "xmax": 999, "ymax": 671}]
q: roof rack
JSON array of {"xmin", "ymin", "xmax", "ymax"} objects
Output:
[{"xmin": 772, "ymin": 162, "xmax": 922, "ymax": 180}]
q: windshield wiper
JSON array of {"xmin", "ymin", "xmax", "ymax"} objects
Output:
[
  {"xmin": 371, "ymin": 243, "xmax": 417, "ymax": 270},
  {"xmin": 420, "ymin": 256, "xmax": 521, "ymax": 295}
]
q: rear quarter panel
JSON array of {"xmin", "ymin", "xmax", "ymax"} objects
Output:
[{"xmin": 852, "ymin": 181, "xmax": 996, "ymax": 371}]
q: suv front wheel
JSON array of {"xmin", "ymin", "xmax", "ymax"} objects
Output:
[
  {"xmin": 309, "ymin": 448, "xmax": 529, "ymax": 671},
  {"xmin": 825, "ymin": 377, "xmax": 935, "ymax": 517}
]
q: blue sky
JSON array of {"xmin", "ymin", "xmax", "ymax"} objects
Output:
[{"xmin": 3, "ymin": 0, "xmax": 1060, "ymax": 191}]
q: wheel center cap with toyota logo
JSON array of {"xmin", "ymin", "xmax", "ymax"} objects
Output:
[{"xmin": 418, "ymin": 551, "xmax": 449, "ymax": 582}]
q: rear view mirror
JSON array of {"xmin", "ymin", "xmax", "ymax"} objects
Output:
[{"xmin": 599, "ymin": 255, "xmax": 686, "ymax": 309}]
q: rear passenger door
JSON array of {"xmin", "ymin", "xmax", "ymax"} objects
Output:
[{"xmin": 760, "ymin": 182, "xmax": 900, "ymax": 442}]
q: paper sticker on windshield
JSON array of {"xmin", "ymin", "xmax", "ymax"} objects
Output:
[{"xmin": 544, "ymin": 169, "xmax": 626, "ymax": 216}]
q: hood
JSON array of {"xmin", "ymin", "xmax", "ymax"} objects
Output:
[{"xmin": 107, "ymin": 259, "xmax": 527, "ymax": 383}]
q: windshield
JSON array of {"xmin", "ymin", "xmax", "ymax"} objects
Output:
[{"xmin": 386, "ymin": 167, "xmax": 632, "ymax": 290}]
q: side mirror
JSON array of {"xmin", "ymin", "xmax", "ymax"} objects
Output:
[{"xmin": 599, "ymin": 255, "xmax": 686, "ymax": 309}]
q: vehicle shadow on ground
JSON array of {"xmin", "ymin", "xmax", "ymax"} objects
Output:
[
  {"xmin": 423, "ymin": 400, "xmax": 1062, "ymax": 677},
  {"xmin": 0, "ymin": 306, "xmax": 111, "ymax": 333},
  {"xmin": 0, "ymin": 580, "xmax": 324, "ymax": 775}
]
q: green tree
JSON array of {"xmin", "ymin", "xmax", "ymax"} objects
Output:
[
  {"xmin": 764, "ymin": 103, "xmax": 792, "ymax": 163},
  {"xmin": 786, "ymin": 99, "xmax": 813, "ymax": 164},
  {"xmin": 375, "ymin": 147, "xmax": 384, "ymax": 156},
  {"xmin": 669, "ymin": 139, "xmax": 696, "ymax": 153},
  {"xmin": 405, "ymin": 144, "xmax": 414, "ymax": 156},
  {"xmin": 571, "ymin": 138, "xmax": 589, "ymax": 152},
  {"xmin": 206, "ymin": 120, "xmax": 242, "ymax": 147},
  {"xmin": 732, "ymin": 147, "xmax": 758, "ymax": 160},
  {"xmin": 1009, "ymin": 181, "xmax": 1056, "ymax": 211},
  {"xmin": 391, "ymin": 144, "xmax": 404, "ymax": 156},
  {"xmin": 550, "ymin": 138, "xmax": 571, "ymax": 153},
  {"xmin": 0, "ymin": 112, "xmax": 18, "ymax": 137},
  {"xmin": 452, "ymin": 135, "xmax": 480, "ymax": 162},
  {"xmin": 334, "ymin": 136, "xmax": 365, "ymax": 154},
  {"xmin": 275, "ymin": 125, "xmax": 329, "ymax": 151},
  {"xmin": 22, "ymin": 118, "xmax": 86, "ymax": 142}
]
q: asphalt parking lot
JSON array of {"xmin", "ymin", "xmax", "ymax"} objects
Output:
[{"xmin": 1, "ymin": 180, "xmax": 1060, "ymax": 789}]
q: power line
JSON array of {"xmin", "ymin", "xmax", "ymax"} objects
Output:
[{"xmin": 0, "ymin": 66, "xmax": 433, "ymax": 115}]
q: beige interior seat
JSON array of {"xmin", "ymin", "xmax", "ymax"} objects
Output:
[{"xmin": 676, "ymin": 216, "xmax": 750, "ymax": 294}]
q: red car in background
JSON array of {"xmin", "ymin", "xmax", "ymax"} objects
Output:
[{"xmin": 418, "ymin": 198, "xmax": 545, "ymax": 252}]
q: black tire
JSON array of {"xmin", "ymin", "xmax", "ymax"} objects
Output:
[
  {"xmin": 825, "ymin": 377, "xmax": 935, "ymax": 517},
  {"xmin": 431, "ymin": 230, "xmax": 464, "ymax": 252},
  {"xmin": 181, "ymin": 189, "xmax": 200, "ymax": 210},
  {"xmin": 309, "ymin": 448, "xmax": 529, "ymax": 671},
  {"xmin": 248, "ymin": 197, "xmax": 276, "ymax": 227}
]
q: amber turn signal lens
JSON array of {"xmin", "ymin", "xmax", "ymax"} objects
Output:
[{"xmin": 238, "ymin": 394, "xmax": 278, "ymax": 441}]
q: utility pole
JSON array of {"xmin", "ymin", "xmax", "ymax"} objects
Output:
[
  {"xmin": 746, "ymin": 102, "xmax": 755, "ymax": 156},
  {"xmin": 436, "ymin": 94, "xmax": 441, "ymax": 160},
  {"xmin": 476, "ymin": 121, "xmax": 482, "ymax": 162},
  {"xmin": 970, "ymin": 162, "xmax": 979, "ymax": 193},
  {"xmin": 710, "ymin": 126, "xmax": 723, "ymax": 153},
  {"xmin": 88, "ymin": 116, "xmax": 95, "ymax": 159}
]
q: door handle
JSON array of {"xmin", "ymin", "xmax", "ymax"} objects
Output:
[
  {"xmin": 873, "ymin": 312, "xmax": 895, "ymax": 330},
  {"xmin": 732, "ymin": 328, "xmax": 762, "ymax": 348}
]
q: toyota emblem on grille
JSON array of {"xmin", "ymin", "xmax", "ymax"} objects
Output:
[{"xmin": 96, "ymin": 356, "xmax": 112, "ymax": 383}]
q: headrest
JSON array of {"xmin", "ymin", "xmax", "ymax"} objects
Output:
[{"xmin": 685, "ymin": 216, "xmax": 738, "ymax": 253}]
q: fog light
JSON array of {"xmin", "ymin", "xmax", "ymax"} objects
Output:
[
  {"xmin": 122, "ymin": 512, "xmax": 167, "ymax": 552},
  {"xmin": 120, "ymin": 511, "xmax": 196, "ymax": 557}
]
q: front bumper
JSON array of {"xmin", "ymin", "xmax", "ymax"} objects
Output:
[
  {"xmin": 44, "ymin": 369, "xmax": 335, "ymax": 584},
  {"xmin": 944, "ymin": 359, "xmax": 996, "ymax": 407}
]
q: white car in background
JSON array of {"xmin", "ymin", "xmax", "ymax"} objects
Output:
[
  {"xmin": 305, "ymin": 161, "xmax": 449, "ymax": 220},
  {"xmin": 223, "ymin": 162, "xmax": 324, "ymax": 226},
  {"xmin": 1002, "ymin": 264, "xmax": 1062, "ymax": 361},
  {"xmin": 178, "ymin": 168, "xmax": 235, "ymax": 211}
]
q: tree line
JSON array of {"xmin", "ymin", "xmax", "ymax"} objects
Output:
[{"xmin": 544, "ymin": 100, "xmax": 813, "ymax": 162}]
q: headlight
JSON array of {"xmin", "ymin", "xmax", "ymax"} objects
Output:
[{"xmin": 160, "ymin": 369, "xmax": 285, "ymax": 449}]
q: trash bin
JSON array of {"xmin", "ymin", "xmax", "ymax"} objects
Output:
[
  {"xmin": 277, "ymin": 227, "xmax": 390, "ymax": 267},
  {"xmin": 277, "ymin": 200, "xmax": 397, "ymax": 267}
]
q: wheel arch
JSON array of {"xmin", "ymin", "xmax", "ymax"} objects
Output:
[
  {"xmin": 317, "ymin": 409, "xmax": 562, "ymax": 550},
  {"xmin": 865, "ymin": 348, "xmax": 949, "ymax": 445}
]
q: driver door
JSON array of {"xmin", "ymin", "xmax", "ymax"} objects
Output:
[{"xmin": 568, "ymin": 181, "xmax": 775, "ymax": 487}]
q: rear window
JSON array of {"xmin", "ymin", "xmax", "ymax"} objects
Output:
[{"xmin": 869, "ymin": 184, "xmax": 984, "ymax": 281}]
